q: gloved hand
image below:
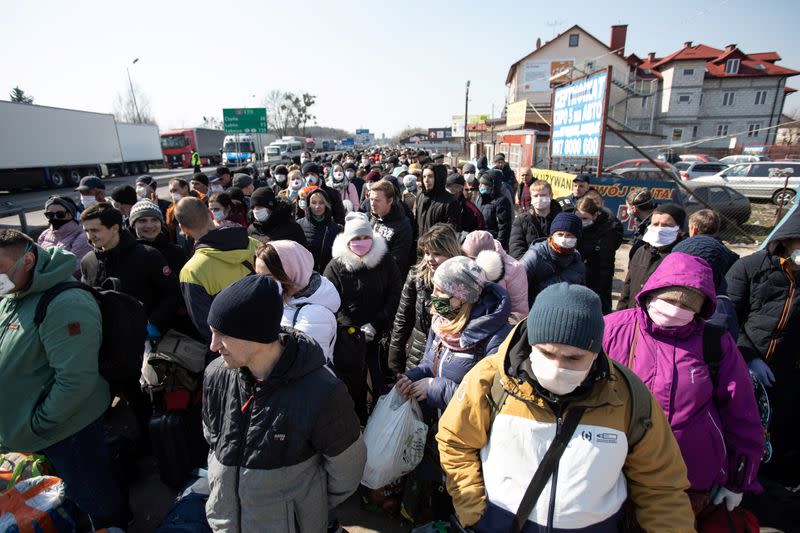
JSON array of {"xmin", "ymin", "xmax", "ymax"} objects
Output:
[
  {"xmin": 360, "ymin": 323, "xmax": 376, "ymax": 342},
  {"xmin": 748, "ymin": 358, "xmax": 775, "ymax": 387},
  {"xmin": 410, "ymin": 377, "xmax": 434, "ymax": 402},
  {"xmin": 712, "ymin": 487, "xmax": 743, "ymax": 511},
  {"xmin": 146, "ymin": 322, "xmax": 161, "ymax": 342}
]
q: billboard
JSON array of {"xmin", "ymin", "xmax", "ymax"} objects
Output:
[
  {"xmin": 355, "ymin": 128, "xmax": 370, "ymax": 135},
  {"xmin": 451, "ymin": 114, "xmax": 490, "ymax": 137},
  {"xmin": 550, "ymin": 69, "xmax": 609, "ymax": 159},
  {"xmin": 506, "ymin": 100, "xmax": 528, "ymax": 128},
  {"xmin": 428, "ymin": 127, "xmax": 451, "ymax": 141}
]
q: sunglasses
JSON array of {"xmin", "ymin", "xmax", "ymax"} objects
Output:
[{"xmin": 44, "ymin": 211, "xmax": 70, "ymax": 220}]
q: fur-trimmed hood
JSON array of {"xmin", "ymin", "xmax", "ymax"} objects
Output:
[{"xmin": 331, "ymin": 231, "xmax": 389, "ymax": 272}]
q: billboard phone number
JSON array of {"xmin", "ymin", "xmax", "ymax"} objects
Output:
[{"xmin": 552, "ymin": 137, "xmax": 599, "ymax": 157}]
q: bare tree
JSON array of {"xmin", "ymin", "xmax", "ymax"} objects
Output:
[
  {"xmin": 284, "ymin": 92, "xmax": 316, "ymax": 136},
  {"xmin": 202, "ymin": 116, "xmax": 223, "ymax": 129},
  {"xmin": 113, "ymin": 80, "xmax": 157, "ymax": 125},
  {"xmin": 264, "ymin": 90, "xmax": 294, "ymax": 138},
  {"xmin": 9, "ymin": 86, "xmax": 33, "ymax": 104}
]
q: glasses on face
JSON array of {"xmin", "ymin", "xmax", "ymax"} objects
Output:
[{"xmin": 44, "ymin": 211, "xmax": 70, "ymax": 220}]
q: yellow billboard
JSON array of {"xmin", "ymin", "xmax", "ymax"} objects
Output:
[
  {"xmin": 506, "ymin": 100, "xmax": 528, "ymax": 128},
  {"xmin": 531, "ymin": 168, "xmax": 575, "ymax": 198}
]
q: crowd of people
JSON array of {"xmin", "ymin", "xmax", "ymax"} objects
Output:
[{"xmin": 0, "ymin": 146, "xmax": 798, "ymax": 532}]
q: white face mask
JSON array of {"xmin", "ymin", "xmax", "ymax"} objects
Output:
[
  {"xmin": 305, "ymin": 175, "xmax": 319, "ymax": 186},
  {"xmin": 581, "ymin": 218, "xmax": 594, "ymax": 228},
  {"xmin": 643, "ymin": 225, "xmax": 680, "ymax": 247},
  {"xmin": 170, "ymin": 192, "xmax": 183, "ymax": 203},
  {"xmin": 790, "ymin": 249, "xmax": 800, "ymax": 266},
  {"xmin": 300, "ymin": 158, "xmax": 308, "ymax": 165},
  {"xmin": 530, "ymin": 346, "xmax": 594, "ymax": 395},
  {"xmin": 553, "ymin": 235, "xmax": 577, "ymax": 249},
  {"xmin": 345, "ymin": 170, "xmax": 355, "ymax": 179},
  {"xmin": 531, "ymin": 196, "xmax": 550, "ymax": 210},
  {"xmin": 80, "ymin": 195, "xmax": 97, "ymax": 208},
  {"xmin": 0, "ymin": 274, "xmax": 15, "ymax": 296},
  {"xmin": 333, "ymin": 171, "xmax": 345, "ymax": 182},
  {"xmin": 298, "ymin": 199, "xmax": 307, "ymax": 210},
  {"xmin": 252, "ymin": 208, "xmax": 269, "ymax": 222},
  {"xmin": 276, "ymin": 174, "xmax": 287, "ymax": 183},
  {"xmin": 464, "ymin": 172, "xmax": 476, "ymax": 184}
]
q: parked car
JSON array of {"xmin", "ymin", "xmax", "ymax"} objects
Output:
[
  {"xmin": 679, "ymin": 154, "xmax": 719, "ymax": 162},
  {"xmin": 692, "ymin": 162, "xmax": 800, "ymax": 205},
  {"xmin": 610, "ymin": 167, "xmax": 681, "ymax": 181},
  {"xmin": 605, "ymin": 159, "xmax": 677, "ymax": 173},
  {"xmin": 719, "ymin": 154, "xmax": 771, "ymax": 165},
  {"xmin": 674, "ymin": 161, "xmax": 730, "ymax": 180},
  {"xmin": 682, "ymin": 183, "xmax": 751, "ymax": 226}
]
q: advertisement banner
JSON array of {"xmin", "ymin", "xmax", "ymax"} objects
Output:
[
  {"xmin": 428, "ymin": 128, "xmax": 452, "ymax": 140},
  {"xmin": 521, "ymin": 61, "xmax": 550, "ymax": 92},
  {"xmin": 452, "ymin": 114, "xmax": 490, "ymax": 137},
  {"xmin": 550, "ymin": 70, "xmax": 608, "ymax": 158},
  {"xmin": 506, "ymin": 100, "xmax": 528, "ymax": 128}
]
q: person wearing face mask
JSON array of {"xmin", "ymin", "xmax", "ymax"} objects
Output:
[
  {"xmin": 343, "ymin": 162, "xmax": 365, "ymax": 200},
  {"xmin": 0, "ymin": 230, "xmax": 133, "ymax": 531},
  {"xmin": 476, "ymin": 170, "xmax": 513, "ymax": 252},
  {"xmin": 617, "ymin": 203, "xmax": 686, "ymax": 310},
  {"xmin": 401, "ymin": 173, "xmax": 420, "ymax": 212},
  {"xmin": 278, "ymin": 169, "xmax": 306, "ymax": 205},
  {"xmin": 324, "ymin": 212, "xmax": 402, "ymax": 413},
  {"xmin": 604, "ymin": 253, "xmax": 764, "ymax": 517},
  {"xmin": 462, "ymin": 230, "xmax": 528, "ymax": 317},
  {"xmin": 302, "ymin": 162, "xmax": 346, "ymax": 225},
  {"xmin": 726, "ymin": 209, "xmax": 800, "ymax": 495},
  {"xmin": 446, "ymin": 173, "xmax": 484, "ymax": 234},
  {"xmin": 461, "ymin": 163, "xmax": 479, "ymax": 203},
  {"xmin": 437, "ymin": 282, "xmax": 695, "ymax": 532},
  {"xmin": 37, "ymin": 195, "xmax": 92, "ymax": 277},
  {"xmin": 389, "ymin": 224, "xmax": 462, "ymax": 374},
  {"xmin": 75, "ymin": 176, "xmax": 107, "ymax": 211},
  {"xmin": 575, "ymin": 196, "xmax": 623, "ymax": 314},
  {"xmin": 625, "ymin": 187, "xmax": 656, "ymax": 259},
  {"xmin": 509, "ymin": 180, "xmax": 562, "ymax": 260},
  {"xmin": 520, "ymin": 212, "xmax": 586, "ymax": 306},
  {"xmin": 298, "ymin": 187, "xmax": 341, "ymax": 272},
  {"xmin": 208, "ymin": 192, "xmax": 243, "ymax": 228},
  {"xmin": 248, "ymin": 187, "xmax": 307, "ymax": 246},
  {"xmin": 135, "ymin": 175, "xmax": 171, "ymax": 219},
  {"xmin": 327, "ymin": 163, "xmax": 360, "ymax": 210}
]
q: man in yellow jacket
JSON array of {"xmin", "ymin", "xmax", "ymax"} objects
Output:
[{"xmin": 437, "ymin": 282, "xmax": 695, "ymax": 532}]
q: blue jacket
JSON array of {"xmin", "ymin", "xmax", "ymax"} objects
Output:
[
  {"xmin": 520, "ymin": 238, "xmax": 585, "ymax": 306},
  {"xmin": 405, "ymin": 282, "xmax": 512, "ymax": 411}
]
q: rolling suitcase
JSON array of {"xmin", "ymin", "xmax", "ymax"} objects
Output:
[{"xmin": 149, "ymin": 407, "xmax": 206, "ymax": 489}]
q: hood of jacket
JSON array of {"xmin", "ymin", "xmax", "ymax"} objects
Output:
[
  {"xmin": 765, "ymin": 206, "xmax": 800, "ymax": 255},
  {"xmin": 460, "ymin": 281, "xmax": 512, "ymax": 348},
  {"xmin": 289, "ymin": 273, "xmax": 341, "ymax": 314},
  {"xmin": 194, "ymin": 226, "xmax": 255, "ymax": 265},
  {"xmin": 636, "ymin": 251, "xmax": 717, "ymax": 321},
  {"xmin": 486, "ymin": 169, "xmax": 504, "ymax": 199},
  {"xmin": 305, "ymin": 188, "xmax": 333, "ymax": 224},
  {"xmin": 330, "ymin": 231, "xmax": 389, "ymax": 272},
  {"xmin": 423, "ymin": 164, "xmax": 448, "ymax": 197},
  {"xmin": 6, "ymin": 245, "xmax": 75, "ymax": 299}
]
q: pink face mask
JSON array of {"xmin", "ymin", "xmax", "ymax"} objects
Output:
[
  {"xmin": 647, "ymin": 298, "xmax": 696, "ymax": 328},
  {"xmin": 349, "ymin": 238, "xmax": 373, "ymax": 257}
]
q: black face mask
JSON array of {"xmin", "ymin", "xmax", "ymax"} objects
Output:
[{"xmin": 50, "ymin": 218, "xmax": 71, "ymax": 230}]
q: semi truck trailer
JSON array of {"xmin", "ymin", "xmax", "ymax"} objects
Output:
[{"xmin": 160, "ymin": 127, "xmax": 227, "ymax": 169}]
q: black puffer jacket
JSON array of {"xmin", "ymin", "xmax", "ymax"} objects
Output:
[
  {"xmin": 248, "ymin": 201, "xmax": 308, "ymax": 246},
  {"xmin": 726, "ymin": 210, "xmax": 800, "ymax": 367},
  {"xmin": 629, "ymin": 213, "xmax": 652, "ymax": 259},
  {"xmin": 370, "ymin": 201, "xmax": 413, "ymax": 278},
  {"xmin": 577, "ymin": 209, "xmax": 624, "ymax": 314},
  {"xmin": 388, "ymin": 270, "xmax": 432, "ymax": 374},
  {"xmin": 617, "ymin": 235, "xmax": 685, "ymax": 310},
  {"xmin": 81, "ymin": 230, "xmax": 178, "ymax": 332},
  {"xmin": 415, "ymin": 164, "xmax": 460, "ymax": 236},
  {"xmin": 323, "ymin": 233, "xmax": 402, "ymax": 335},
  {"xmin": 476, "ymin": 170, "xmax": 513, "ymax": 251},
  {"xmin": 298, "ymin": 189, "xmax": 341, "ymax": 273},
  {"xmin": 137, "ymin": 233, "xmax": 188, "ymax": 275},
  {"xmin": 508, "ymin": 200, "xmax": 562, "ymax": 260}
]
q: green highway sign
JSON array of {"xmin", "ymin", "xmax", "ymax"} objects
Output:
[{"xmin": 222, "ymin": 107, "xmax": 268, "ymax": 134}]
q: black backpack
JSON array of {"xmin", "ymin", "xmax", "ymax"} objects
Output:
[{"xmin": 34, "ymin": 279, "xmax": 148, "ymax": 384}]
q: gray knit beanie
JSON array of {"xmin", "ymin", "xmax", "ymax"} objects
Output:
[
  {"xmin": 342, "ymin": 212, "xmax": 373, "ymax": 242},
  {"xmin": 432, "ymin": 256, "xmax": 486, "ymax": 304},
  {"xmin": 129, "ymin": 200, "xmax": 163, "ymax": 226},
  {"xmin": 527, "ymin": 283, "xmax": 604, "ymax": 353}
]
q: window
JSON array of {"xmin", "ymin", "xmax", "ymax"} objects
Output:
[
  {"xmin": 683, "ymin": 68, "xmax": 695, "ymax": 76},
  {"xmin": 708, "ymin": 187, "xmax": 732, "ymax": 204},
  {"xmin": 699, "ymin": 93, "xmax": 703, "ymax": 105},
  {"xmin": 672, "ymin": 128, "xmax": 683, "ymax": 141},
  {"xmin": 678, "ymin": 94, "xmax": 691, "ymax": 103},
  {"xmin": 755, "ymin": 90, "xmax": 768, "ymax": 105},
  {"xmin": 717, "ymin": 124, "xmax": 729, "ymax": 136},
  {"xmin": 748, "ymin": 124, "xmax": 761, "ymax": 137},
  {"xmin": 725, "ymin": 58, "xmax": 740, "ymax": 74},
  {"xmin": 692, "ymin": 126, "xmax": 698, "ymax": 138},
  {"xmin": 584, "ymin": 60, "xmax": 596, "ymax": 72},
  {"xmin": 568, "ymin": 34, "xmax": 579, "ymax": 47},
  {"xmin": 722, "ymin": 92, "xmax": 735, "ymax": 106}
]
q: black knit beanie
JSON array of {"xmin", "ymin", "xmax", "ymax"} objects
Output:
[{"xmin": 207, "ymin": 276, "xmax": 283, "ymax": 344}]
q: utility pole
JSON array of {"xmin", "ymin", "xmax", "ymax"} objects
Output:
[
  {"xmin": 126, "ymin": 58, "xmax": 142, "ymax": 123},
  {"xmin": 463, "ymin": 80, "xmax": 471, "ymax": 158}
]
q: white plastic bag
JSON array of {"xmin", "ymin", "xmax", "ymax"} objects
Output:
[{"xmin": 361, "ymin": 387, "xmax": 428, "ymax": 489}]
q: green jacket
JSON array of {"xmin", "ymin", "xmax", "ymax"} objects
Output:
[
  {"xmin": 0, "ymin": 245, "xmax": 109, "ymax": 452},
  {"xmin": 191, "ymin": 151, "xmax": 201, "ymax": 166}
]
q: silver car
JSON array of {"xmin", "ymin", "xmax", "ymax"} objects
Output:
[
  {"xmin": 692, "ymin": 162, "xmax": 800, "ymax": 205},
  {"xmin": 674, "ymin": 161, "xmax": 730, "ymax": 180}
]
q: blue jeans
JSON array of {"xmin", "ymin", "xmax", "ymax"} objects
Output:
[{"xmin": 41, "ymin": 418, "xmax": 131, "ymax": 530}]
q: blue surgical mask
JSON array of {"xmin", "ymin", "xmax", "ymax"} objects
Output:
[{"xmin": 479, "ymin": 185, "xmax": 490, "ymax": 195}]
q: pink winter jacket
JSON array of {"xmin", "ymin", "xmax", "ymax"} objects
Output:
[
  {"xmin": 37, "ymin": 220, "xmax": 92, "ymax": 276},
  {"xmin": 603, "ymin": 252, "xmax": 763, "ymax": 494},
  {"xmin": 474, "ymin": 240, "xmax": 529, "ymax": 315}
]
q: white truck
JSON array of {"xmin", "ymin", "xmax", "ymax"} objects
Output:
[
  {"xmin": 0, "ymin": 101, "xmax": 162, "ymax": 191},
  {"xmin": 266, "ymin": 137, "xmax": 306, "ymax": 163}
]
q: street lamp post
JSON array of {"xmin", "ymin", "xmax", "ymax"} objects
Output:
[
  {"xmin": 463, "ymin": 80, "xmax": 471, "ymax": 157},
  {"xmin": 126, "ymin": 58, "xmax": 142, "ymax": 123}
]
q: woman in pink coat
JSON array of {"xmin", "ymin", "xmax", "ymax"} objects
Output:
[
  {"xmin": 462, "ymin": 230, "xmax": 529, "ymax": 317},
  {"xmin": 326, "ymin": 163, "xmax": 360, "ymax": 211},
  {"xmin": 603, "ymin": 252, "xmax": 763, "ymax": 515}
]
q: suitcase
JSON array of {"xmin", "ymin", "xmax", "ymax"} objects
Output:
[{"xmin": 149, "ymin": 408, "xmax": 207, "ymax": 489}]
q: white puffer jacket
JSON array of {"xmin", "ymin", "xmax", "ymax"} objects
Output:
[{"xmin": 281, "ymin": 273, "xmax": 341, "ymax": 363}]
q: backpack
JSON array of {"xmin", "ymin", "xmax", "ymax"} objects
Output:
[
  {"xmin": 34, "ymin": 279, "xmax": 148, "ymax": 384},
  {"xmin": 486, "ymin": 359, "xmax": 653, "ymax": 450}
]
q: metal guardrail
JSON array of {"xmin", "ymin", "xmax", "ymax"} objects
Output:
[{"xmin": 0, "ymin": 204, "xmax": 28, "ymax": 233}]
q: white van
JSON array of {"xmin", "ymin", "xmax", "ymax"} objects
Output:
[{"xmin": 266, "ymin": 139, "xmax": 304, "ymax": 163}]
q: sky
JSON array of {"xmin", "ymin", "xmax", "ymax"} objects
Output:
[{"xmin": 2, "ymin": 0, "xmax": 799, "ymax": 138}]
